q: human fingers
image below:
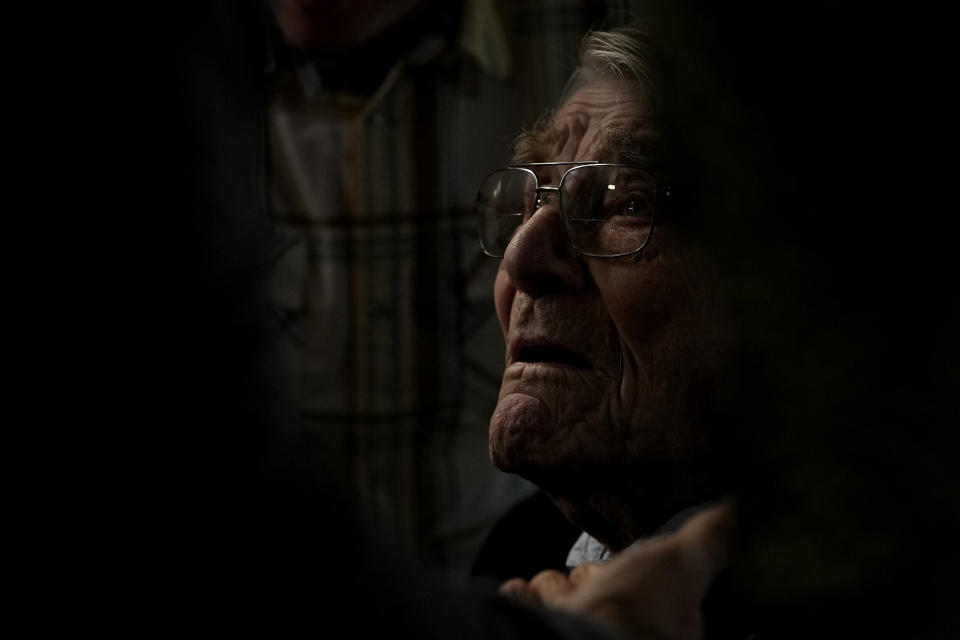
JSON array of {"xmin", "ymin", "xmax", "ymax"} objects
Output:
[
  {"xmin": 527, "ymin": 569, "xmax": 575, "ymax": 605},
  {"xmin": 674, "ymin": 501, "xmax": 735, "ymax": 574},
  {"xmin": 499, "ymin": 577, "xmax": 541, "ymax": 605},
  {"xmin": 568, "ymin": 561, "xmax": 604, "ymax": 588}
]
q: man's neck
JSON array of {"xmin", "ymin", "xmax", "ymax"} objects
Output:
[
  {"xmin": 546, "ymin": 475, "xmax": 725, "ymax": 553},
  {"xmin": 548, "ymin": 490, "xmax": 671, "ymax": 552}
]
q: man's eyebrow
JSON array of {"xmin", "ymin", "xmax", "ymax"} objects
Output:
[
  {"xmin": 510, "ymin": 117, "xmax": 659, "ymax": 166},
  {"xmin": 511, "ymin": 112, "xmax": 562, "ymax": 164},
  {"xmin": 603, "ymin": 126, "xmax": 659, "ymax": 168}
]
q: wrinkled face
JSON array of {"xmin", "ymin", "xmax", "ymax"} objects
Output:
[{"xmin": 489, "ymin": 77, "xmax": 717, "ymax": 492}]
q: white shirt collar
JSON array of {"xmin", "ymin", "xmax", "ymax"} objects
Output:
[{"xmin": 564, "ymin": 503, "xmax": 711, "ymax": 569}]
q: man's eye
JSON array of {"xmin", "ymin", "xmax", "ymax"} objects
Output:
[
  {"xmin": 624, "ymin": 198, "xmax": 647, "ymax": 216},
  {"xmin": 608, "ymin": 195, "xmax": 652, "ymax": 220}
]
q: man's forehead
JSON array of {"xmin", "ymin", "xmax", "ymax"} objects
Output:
[
  {"xmin": 513, "ymin": 80, "xmax": 655, "ymax": 166},
  {"xmin": 513, "ymin": 121, "xmax": 656, "ymax": 165}
]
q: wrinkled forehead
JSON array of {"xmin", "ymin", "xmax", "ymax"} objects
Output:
[{"xmin": 513, "ymin": 78, "xmax": 656, "ymax": 174}]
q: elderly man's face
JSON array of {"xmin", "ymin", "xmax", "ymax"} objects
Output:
[{"xmin": 489, "ymin": 77, "xmax": 714, "ymax": 491}]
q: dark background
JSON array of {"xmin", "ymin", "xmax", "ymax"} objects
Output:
[{"xmin": 646, "ymin": 2, "xmax": 959, "ymax": 636}]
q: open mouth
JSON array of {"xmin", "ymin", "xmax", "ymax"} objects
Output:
[{"xmin": 516, "ymin": 345, "xmax": 590, "ymax": 369}]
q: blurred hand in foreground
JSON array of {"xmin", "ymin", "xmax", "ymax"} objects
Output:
[{"xmin": 499, "ymin": 502, "xmax": 734, "ymax": 640}]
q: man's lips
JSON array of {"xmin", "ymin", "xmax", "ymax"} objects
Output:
[{"xmin": 509, "ymin": 337, "xmax": 591, "ymax": 369}]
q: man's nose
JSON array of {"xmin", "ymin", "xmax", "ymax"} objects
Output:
[{"xmin": 500, "ymin": 195, "xmax": 586, "ymax": 298}]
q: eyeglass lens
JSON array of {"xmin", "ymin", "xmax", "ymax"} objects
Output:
[{"xmin": 476, "ymin": 165, "xmax": 655, "ymax": 258}]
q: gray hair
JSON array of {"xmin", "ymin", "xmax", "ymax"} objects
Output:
[
  {"xmin": 512, "ymin": 26, "xmax": 656, "ymax": 164},
  {"xmin": 560, "ymin": 27, "xmax": 654, "ymax": 106}
]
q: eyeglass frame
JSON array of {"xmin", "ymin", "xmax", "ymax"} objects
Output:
[{"xmin": 476, "ymin": 160, "xmax": 672, "ymax": 259}]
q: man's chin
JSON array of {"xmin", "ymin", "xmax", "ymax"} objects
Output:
[
  {"xmin": 487, "ymin": 390, "xmax": 619, "ymax": 491},
  {"xmin": 488, "ymin": 412, "xmax": 576, "ymax": 490},
  {"xmin": 488, "ymin": 392, "xmax": 553, "ymax": 471},
  {"xmin": 488, "ymin": 448, "xmax": 553, "ymax": 488},
  {"xmin": 487, "ymin": 425, "xmax": 537, "ymax": 477}
]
